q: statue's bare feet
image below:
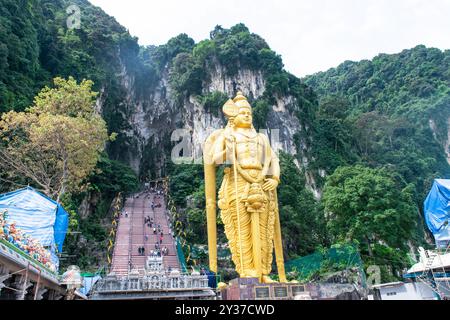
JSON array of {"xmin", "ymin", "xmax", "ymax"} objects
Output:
[
  {"xmin": 217, "ymin": 282, "xmax": 228, "ymax": 290},
  {"xmin": 243, "ymin": 269, "xmax": 260, "ymax": 278},
  {"xmin": 261, "ymin": 275, "xmax": 276, "ymax": 283}
]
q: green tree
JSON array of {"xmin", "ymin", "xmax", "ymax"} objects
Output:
[
  {"xmin": 88, "ymin": 155, "xmax": 139, "ymax": 195},
  {"xmin": 322, "ymin": 165, "xmax": 416, "ymax": 277},
  {"xmin": 278, "ymin": 153, "xmax": 327, "ymax": 257},
  {"xmin": 0, "ymin": 77, "xmax": 111, "ymax": 201},
  {"xmin": 169, "ymin": 52, "xmax": 204, "ymax": 99},
  {"xmin": 197, "ymin": 91, "xmax": 229, "ymax": 116}
]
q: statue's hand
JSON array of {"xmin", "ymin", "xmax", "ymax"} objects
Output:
[
  {"xmin": 224, "ymin": 133, "xmax": 235, "ymax": 146},
  {"xmin": 262, "ymin": 178, "xmax": 278, "ymax": 191},
  {"xmin": 223, "ymin": 133, "xmax": 235, "ymax": 163}
]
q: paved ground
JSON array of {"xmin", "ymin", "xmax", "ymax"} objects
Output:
[{"xmin": 110, "ymin": 191, "xmax": 179, "ymax": 276}]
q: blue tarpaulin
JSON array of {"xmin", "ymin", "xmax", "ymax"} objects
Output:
[
  {"xmin": 0, "ymin": 187, "xmax": 69, "ymax": 267},
  {"xmin": 79, "ymin": 275, "xmax": 102, "ymax": 296},
  {"xmin": 424, "ymin": 179, "xmax": 450, "ymax": 241}
]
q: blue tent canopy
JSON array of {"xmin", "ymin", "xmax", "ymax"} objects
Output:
[
  {"xmin": 424, "ymin": 179, "xmax": 450, "ymax": 242},
  {"xmin": 79, "ymin": 275, "xmax": 102, "ymax": 296},
  {"xmin": 0, "ymin": 187, "xmax": 69, "ymax": 256}
]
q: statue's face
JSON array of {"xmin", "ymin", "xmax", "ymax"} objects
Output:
[{"xmin": 234, "ymin": 107, "xmax": 252, "ymax": 128}]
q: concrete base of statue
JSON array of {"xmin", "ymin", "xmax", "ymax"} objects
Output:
[
  {"xmin": 220, "ymin": 277, "xmax": 311, "ymax": 300},
  {"xmin": 220, "ymin": 278, "xmax": 369, "ymax": 300}
]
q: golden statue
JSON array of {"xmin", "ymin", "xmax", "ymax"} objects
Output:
[{"xmin": 204, "ymin": 92, "xmax": 287, "ymax": 283}]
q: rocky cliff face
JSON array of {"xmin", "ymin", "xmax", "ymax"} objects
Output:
[
  {"xmin": 105, "ymin": 59, "xmax": 319, "ymax": 194},
  {"xmin": 429, "ymin": 116, "xmax": 450, "ymax": 166}
]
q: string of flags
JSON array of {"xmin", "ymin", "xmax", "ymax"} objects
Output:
[
  {"xmin": 106, "ymin": 193, "xmax": 123, "ymax": 265},
  {"xmin": 164, "ymin": 177, "xmax": 196, "ymax": 266}
]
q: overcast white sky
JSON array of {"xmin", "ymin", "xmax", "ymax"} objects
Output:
[{"xmin": 88, "ymin": 0, "xmax": 450, "ymax": 77}]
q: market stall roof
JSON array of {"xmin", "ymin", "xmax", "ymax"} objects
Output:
[
  {"xmin": 372, "ymin": 281, "xmax": 404, "ymax": 289},
  {"xmin": 0, "ymin": 186, "xmax": 68, "ymax": 252},
  {"xmin": 406, "ymin": 251, "xmax": 450, "ymax": 274}
]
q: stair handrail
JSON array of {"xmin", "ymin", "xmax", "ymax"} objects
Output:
[
  {"xmin": 416, "ymin": 250, "xmax": 445, "ymax": 299},
  {"xmin": 128, "ymin": 196, "xmax": 135, "ymax": 274}
]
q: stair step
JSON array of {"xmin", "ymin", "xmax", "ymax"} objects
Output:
[{"xmin": 111, "ymin": 191, "xmax": 183, "ymax": 273}]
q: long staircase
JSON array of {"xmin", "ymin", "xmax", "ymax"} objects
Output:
[
  {"xmin": 110, "ymin": 191, "xmax": 179, "ymax": 277},
  {"xmin": 90, "ymin": 188, "xmax": 215, "ymax": 300}
]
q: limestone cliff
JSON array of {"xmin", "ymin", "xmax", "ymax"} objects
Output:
[{"xmin": 103, "ymin": 51, "xmax": 321, "ymax": 195}]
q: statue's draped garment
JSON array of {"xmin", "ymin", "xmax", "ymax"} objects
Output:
[{"xmin": 214, "ymin": 130, "xmax": 280, "ymax": 276}]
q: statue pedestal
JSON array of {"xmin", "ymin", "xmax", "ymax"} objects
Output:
[{"xmin": 221, "ymin": 278, "xmax": 311, "ymax": 300}]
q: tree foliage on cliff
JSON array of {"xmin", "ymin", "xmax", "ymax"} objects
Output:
[
  {"xmin": 278, "ymin": 154, "xmax": 327, "ymax": 257},
  {"xmin": 304, "ymin": 46, "xmax": 450, "ymax": 279},
  {"xmin": 0, "ymin": 0, "xmax": 139, "ymax": 111},
  {"xmin": 0, "ymin": 0, "xmax": 147, "ymax": 164},
  {"xmin": 305, "ymin": 46, "xmax": 450, "ymax": 200},
  {"xmin": 323, "ymin": 165, "xmax": 415, "ymax": 255},
  {"xmin": 321, "ymin": 165, "xmax": 419, "ymax": 281},
  {"xmin": 306, "ymin": 46, "xmax": 450, "ymax": 117}
]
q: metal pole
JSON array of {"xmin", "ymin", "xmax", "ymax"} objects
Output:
[
  {"xmin": 21, "ymin": 262, "xmax": 30, "ymax": 300},
  {"xmin": 33, "ymin": 269, "xmax": 42, "ymax": 300},
  {"xmin": 273, "ymin": 191, "xmax": 287, "ymax": 282}
]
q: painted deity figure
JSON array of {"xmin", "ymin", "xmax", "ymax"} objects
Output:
[
  {"xmin": 204, "ymin": 92, "xmax": 286, "ymax": 283},
  {"xmin": 0, "ymin": 211, "xmax": 6, "ymax": 240}
]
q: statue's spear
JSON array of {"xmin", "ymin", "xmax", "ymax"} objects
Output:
[
  {"xmin": 231, "ymin": 136, "xmax": 245, "ymax": 277},
  {"xmin": 204, "ymin": 132, "xmax": 219, "ymax": 274},
  {"xmin": 273, "ymin": 190, "xmax": 287, "ymax": 282}
]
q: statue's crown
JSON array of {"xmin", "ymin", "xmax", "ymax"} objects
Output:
[
  {"xmin": 222, "ymin": 91, "xmax": 251, "ymax": 118},
  {"xmin": 233, "ymin": 91, "xmax": 251, "ymax": 109}
]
